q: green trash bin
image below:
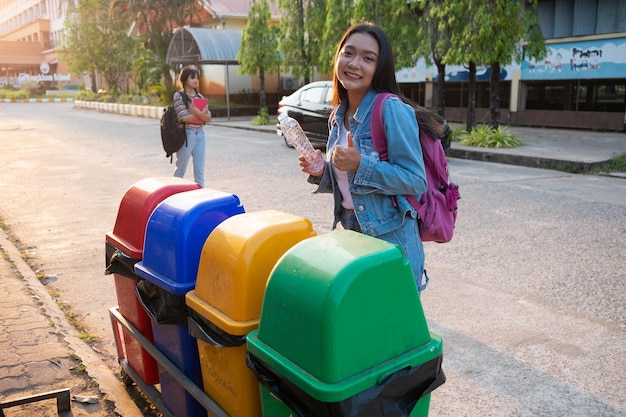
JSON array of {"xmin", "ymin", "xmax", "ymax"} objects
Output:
[{"xmin": 246, "ymin": 229, "xmax": 445, "ymax": 417}]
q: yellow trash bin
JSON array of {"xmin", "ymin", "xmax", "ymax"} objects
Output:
[{"xmin": 185, "ymin": 210, "xmax": 316, "ymax": 417}]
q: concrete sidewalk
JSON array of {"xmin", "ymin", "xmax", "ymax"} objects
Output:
[
  {"xmin": 0, "ymin": 232, "xmax": 143, "ymax": 416},
  {"xmin": 0, "ymin": 114, "xmax": 624, "ymax": 416},
  {"xmin": 211, "ymin": 116, "xmax": 626, "ymax": 174}
]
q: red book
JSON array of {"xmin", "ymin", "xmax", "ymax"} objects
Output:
[{"xmin": 190, "ymin": 97, "xmax": 208, "ymax": 124}]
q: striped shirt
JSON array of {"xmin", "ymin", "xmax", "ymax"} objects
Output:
[{"xmin": 173, "ymin": 91, "xmax": 204, "ymax": 130}]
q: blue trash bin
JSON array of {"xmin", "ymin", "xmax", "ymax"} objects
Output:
[{"xmin": 135, "ymin": 188, "xmax": 245, "ymax": 417}]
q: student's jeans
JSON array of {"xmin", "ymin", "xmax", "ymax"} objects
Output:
[
  {"xmin": 173, "ymin": 127, "xmax": 205, "ymax": 187},
  {"xmin": 340, "ymin": 206, "xmax": 428, "ymax": 293}
]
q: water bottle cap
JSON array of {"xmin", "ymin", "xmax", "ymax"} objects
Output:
[{"xmin": 277, "ymin": 113, "xmax": 288, "ymax": 122}]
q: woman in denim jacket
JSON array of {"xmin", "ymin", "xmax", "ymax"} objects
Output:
[{"xmin": 300, "ymin": 22, "xmax": 433, "ymax": 292}]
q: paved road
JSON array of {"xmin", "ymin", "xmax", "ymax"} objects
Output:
[{"xmin": 0, "ymin": 102, "xmax": 624, "ymax": 416}]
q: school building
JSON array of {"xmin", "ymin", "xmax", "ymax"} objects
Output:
[{"xmin": 397, "ymin": 0, "xmax": 626, "ymax": 131}]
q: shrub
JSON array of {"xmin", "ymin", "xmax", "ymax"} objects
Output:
[
  {"xmin": 22, "ymin": 80, "xmax": 44, "ymax": 96},
  {"xmin": 448, "ymin": 126, "xmax": 465, "ymax": 142},
  {"xmin": 75, "ymin": 90, "xmax": 96, "ymax": 101},
  {"xmin": 116, "ymin": 94, "xmax": 137, "ymax": 104},
  {"xmin": 251, "ymin": 107, "xmax": 272, "ymax": 125},
  {"xmin": 1, "ymin": 89, "xmax": 29, "ymax": 100},
  {"xmin": 458, "ymin": 125, "xmax": 522, "ymax": 148}
]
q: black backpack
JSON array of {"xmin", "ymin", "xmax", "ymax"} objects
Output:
[{"xmin": 160, "ymin": 92, "xmax": 190, "ymax": 163}]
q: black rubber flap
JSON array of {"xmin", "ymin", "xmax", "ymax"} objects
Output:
[
  {"xmin": 135, "ymin": 279, "xmax": 188, "ymax": 325},
  {"xmin": 104, "ymin": 241, "xmax": 141, "ymax": 280},
  {"xmin": 187, "ymin": 308, "xmax": 247, "ymax": 348},
  {"xmin": 246, "ymin": 352, "xmax": 445, "ymax": 417}
]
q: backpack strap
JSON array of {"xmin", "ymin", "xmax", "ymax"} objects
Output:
[
  {"xmin": 371, "ymin": 92, "xmax": 400, "ymax": 207},
  {"xmin": 371, "ymin": 93, "xmax": 394, "ymax": 161},
  {"xmin": 370, "ymin": 92, "xmax": 423, "ymax": 211},
  {"xmin": 328, "ymin": 106, "xmax": 338, "ymax": 132}
]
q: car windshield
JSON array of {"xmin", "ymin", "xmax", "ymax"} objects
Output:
[{"xmin": 300, "ymin": 85, "xmax": 325, "ymax": 103}]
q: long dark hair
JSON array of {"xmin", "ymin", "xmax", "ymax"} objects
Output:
[
  {"xmin": 179, "ymin": 67, "xmax": 199, "ymax": 85},
  {"xmin": 331, "ymin": 22, "xmax": 443, "ymax": 138}
]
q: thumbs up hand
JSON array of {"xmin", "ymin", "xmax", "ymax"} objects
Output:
[{"xmin": 332, "ymin": 131, "xmax": 361, "ymax": 172}]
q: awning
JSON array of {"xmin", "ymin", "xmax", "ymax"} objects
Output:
[{"xmin": 166, "ymin": 28, "xmax": 241, "ymax": 66}]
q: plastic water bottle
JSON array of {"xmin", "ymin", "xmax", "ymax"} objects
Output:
[{"xmin": 278, "ymin": 113, "xmax": 325, "ymax": 172}]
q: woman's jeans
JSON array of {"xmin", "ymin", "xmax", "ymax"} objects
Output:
[
  {"xmin": 173, "ymin": 127, "xmax": 205, "ymax": 187},
  {"xmin": 340, "ymin": 207, "xmax": 428, "ymax": 292}
]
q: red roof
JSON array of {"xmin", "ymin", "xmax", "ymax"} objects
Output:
[{"xmin": 201, "ymin": 0, "xmax": 281, "ymax": 18}]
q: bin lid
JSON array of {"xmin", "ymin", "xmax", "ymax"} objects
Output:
[
  {"xmin": 249, "ymin": 230, "xmax": 433, "ymax": 384},
  {"xmin": 105, "ymin": 177, "xmax": 200, "ymax": 258},
  {"xmin": 134, "ymin": 188, "xmax": 245, "ymax": 295},
  {"xmin": 186, "ymin": 210, "xmax": 316, "ymax": 335}
]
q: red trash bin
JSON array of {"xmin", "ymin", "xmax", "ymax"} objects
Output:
[{"xmin": 105, "ymin": 177, "xmax": 201, "ymax": 385}]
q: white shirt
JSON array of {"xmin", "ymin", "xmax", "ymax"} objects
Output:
[{"xmin": 333, "ymin": 121, "xmax": 355, "ymax": 210}]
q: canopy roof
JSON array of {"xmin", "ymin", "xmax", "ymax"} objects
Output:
[{"xmin": 166, "ymin": 28, "xmax": 241, "ymax": 66}]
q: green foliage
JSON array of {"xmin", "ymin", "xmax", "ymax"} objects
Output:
[
  {"xmin": 75, "ymin": 90, "xmax": 96, "ymax": 101},
  {"xmin": 317, "ymin": 0, "xmax": 351, "ymax": 75},
  {"xmin": 448, "ymin": 126, "xmax": 466, "ymax": 142},
  {"xmin": 115, "ymin": 0, "xmax": 192, "ymax": 97},
  {"xmin": 607, "ymin": 153, "xmax": 626, "ymax": 172},
  {"xmin": 0, "ymin": 89, "xmax": 28, "ymax": 100},
  {"xmin": 458, "ymin": 125, "xmax": 522, "ymax": 148},
  {"xmin": 131, "ymin": 43, "xmax": 163, "ymax": 95},
  {"xmin": 278, "ymin": 0, "xmax": 328, "ymax": 82},
  {"xmin": 22, "ymin": 81, "xmax": 45, "ymax": 96},
  {"xmin": 251, "ymin": 107, "xmax": 272, "ymax": 125},
  {"xmin": 238, "ymin": 0, "xmax": 281, "ymax": 109},
  {"xmin": 63, "ymin": 0, "xmax": 135, "ymax": 94},
  {"xmin": 239, "ymin": 0, "xmax": 281, "ymax": 76}
]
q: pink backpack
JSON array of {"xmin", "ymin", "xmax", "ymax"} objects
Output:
[{"xmin": 371, "ymin": 93, "xmax": 460, "ymax": 243}]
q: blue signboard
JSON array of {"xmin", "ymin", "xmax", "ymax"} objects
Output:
[
  {"xmin": 396, "ymin": 37, "xmax": 626, "ymax": 83},
  {"xmin": 396, "ymin": 60, "xmax": 516, "ymax": 83},
  {"xmin": 522, "ymin": 37, "xmax": 626, "ymax": 80}
]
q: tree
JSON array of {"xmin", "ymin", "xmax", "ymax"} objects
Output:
[
  {"xmin": 63, "ymin": 0, "xmax": 136, "ymax": 94},
  {"xmin": 115, "ymin": 0, "xmax": 200, "ymax": 102},
  {"xmin": 278, "ymin": 0, "xmax": 328, "ymax": 84},
  {"xmin": 278, "ymin": 0, "xmax": 431, "ymax": 82},
  {"xmin": 353, "ymin": 0, "xmax": 421, "ymax": 69},
  {"xmin": 411, "ymin": 0, "xmax": 457, "ymax": 117},
  {"xmin": 476, "ymin": 0, "xmax": 545, "ymax": 128},
  {"xmin": 443, "ymin": 0, "xmax": 486, "ymax": 131},
  {"xmin": 238, "ymin": 0, "xmax": 281, "ymax": 110},
  {"xmin": 318, "ymin": 0, "xmax": 352, "ymax": 75},
  {"xmin": 131, "ymin": 42, "xmax": 162, "ymax": 94}
]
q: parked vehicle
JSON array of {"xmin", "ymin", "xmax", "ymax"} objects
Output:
[
  {"xmin": 276, "ymin": 81, "xmax": 333, "ymax": 149},
  {"xmin": 276, "ymin": 80, "xmax": 451, "ymax": 152}
]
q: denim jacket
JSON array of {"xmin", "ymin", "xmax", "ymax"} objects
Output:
[{"xmin": 310, "ymin": 89, "xmax": 427, "ymax": 237}]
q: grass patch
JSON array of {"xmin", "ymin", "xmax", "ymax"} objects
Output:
[
  {"xmin": 607, "ymin": 152, "xmax": 626, "ymax": 172},
  {"xmin": 79, "ymin": 332, "xmax": 100, "ymax": 343},
  {"xmin": 588, "ymin": 152, "xmax": 626, "ymax": 175},
  {"xmin": 71, "ymin": 363, "xmax": 87, "ymax": 374}
]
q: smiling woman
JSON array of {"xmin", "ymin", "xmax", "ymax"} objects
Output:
[{"xmin": 295, "ymin": 22, "xmax": 435, "ymax": 293}]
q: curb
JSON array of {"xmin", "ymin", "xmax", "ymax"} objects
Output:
[
  {"xmin": 74, "ymin": 100, "xmax": 162, "ymax": 119},
  {"xmin": 446, "ymin": 148, "xmax": 606, "ymax": 173},
  {"xmin": 1, "ymin": 98, "xmax": 74, "ymax": 103}
]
